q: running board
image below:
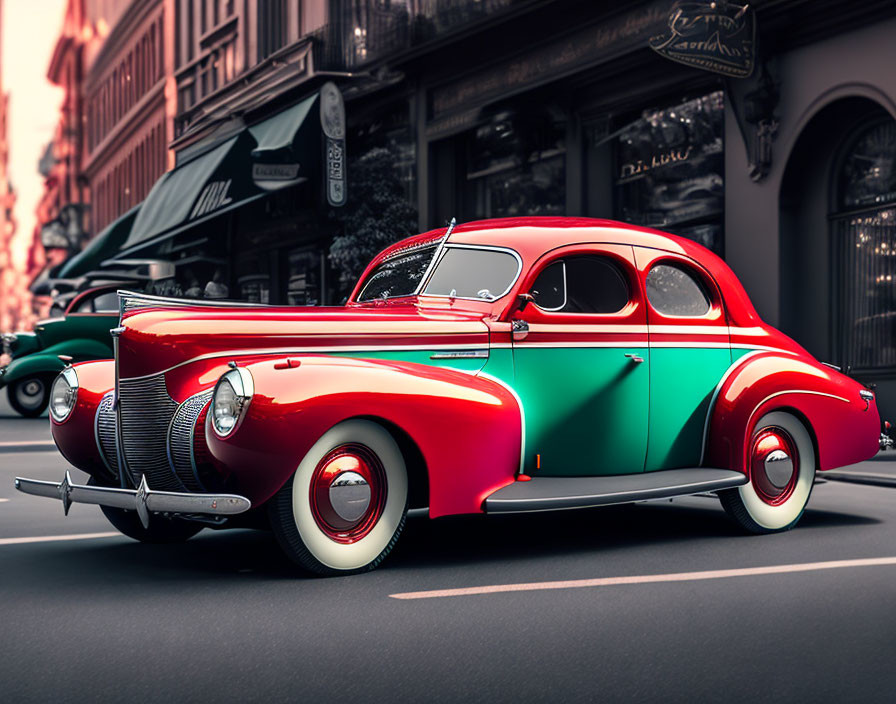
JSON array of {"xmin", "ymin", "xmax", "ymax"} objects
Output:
[{"xmin": 484, "ymin": 468, "xmax": 747, "ymax": 514}]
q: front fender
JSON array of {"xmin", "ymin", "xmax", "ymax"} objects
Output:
[
  {"xmin": 8, "ymin": 332, "xmax": 40, "ymax": 358},
  {"xmin": 2, "ymin": 339, "xmax": 113, "ymax": 385},
  {"xmin": 50, "ymin": 360, "xmax": 115, "ymax": 476},
  {"xmin": 705, "ymin": 353, "xmax": 879, "ymax": 473},
  {"xmin": 206, "ymin": 355, "xmax": 522, "ymax": 517}
]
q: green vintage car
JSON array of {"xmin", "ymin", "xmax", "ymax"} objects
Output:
[{"xmin": 1, "ymin": 285, "xmax": 119, "ymax": 417}]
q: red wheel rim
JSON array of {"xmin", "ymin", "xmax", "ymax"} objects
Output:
[
  {"xmin": 749, "ymin": 426, "xmax": 799, "ymax": 506},
  {"xmin": 309, "ymin": 443, "xmax": 387, "ymax": 544}
]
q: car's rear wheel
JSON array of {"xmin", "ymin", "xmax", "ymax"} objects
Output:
[
  {"xmin": 719, "ymin": 411, "xmax": 816, "ymax": 533},
  {"xmin": 268, "ymin": 419, "xmax": 408, "ymax": 575},
  {"xmin": 89, "ymin": 477, "xmax": 204, "ymax": 543},
  {"xmin": 8, "ymin": 375, "xmax": 52, "ymax": 417}
]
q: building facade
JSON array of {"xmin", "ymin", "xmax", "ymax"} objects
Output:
[
  {"xmin": 0, "ymin": 0, "xmax": 20, "ymax": 331},
  {"xmin": 26, "ymin": 0, "xmax": 896, "ymax": 421}
]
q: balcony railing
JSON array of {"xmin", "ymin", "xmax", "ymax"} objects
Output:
[{"xmin": 314, "ymin": 0, "xmax": 521, "ymax": 71}]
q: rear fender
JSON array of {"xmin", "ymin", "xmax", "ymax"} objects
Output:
[
  {"xmin": 206, "ymin": 355, "xmax": 522, "ymax": 516},
  {"xmin": 705, "ymin": 353, "xmax": 879, "ymax": 473}
]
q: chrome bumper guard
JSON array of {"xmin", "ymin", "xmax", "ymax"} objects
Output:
[{"xmin": 14, "ymin": 472, "xmax": 251, "ymax": 528}]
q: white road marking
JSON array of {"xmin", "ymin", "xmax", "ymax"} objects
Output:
[
  {"xmin": 0, "ymin": 532, "xmax": 120, "ymax": 546},
  {"xmin": 0, "ymin": 440, "xmax": 55, "ymax": 448},
  {"xmin": 390, "ymin": 556, "xmax": 896, "ymax": 600},
  {"xmin": 0, "ymin": 498, "xmax": 9, "ymax": 503}
]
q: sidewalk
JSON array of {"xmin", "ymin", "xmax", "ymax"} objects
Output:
[{"xmin": 824, "ymin": 450, "xmax": 896, "ymax": 488}]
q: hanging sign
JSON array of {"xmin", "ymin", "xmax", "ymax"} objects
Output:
[
  {"xmin": 649, "ymin": 1, "xmax": 755, "ymax": 78},
  {"xmin": 320, "ymin": 82, "xmax": 347, "ymax": 207}
]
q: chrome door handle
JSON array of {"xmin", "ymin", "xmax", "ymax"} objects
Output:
[
  {"xmin": 624, "ymin": 353, "xmax": 644, "ymax": 363},
  {"xmin": 512, "ymin": 319, "xmax": 529, "ymax": 341}
]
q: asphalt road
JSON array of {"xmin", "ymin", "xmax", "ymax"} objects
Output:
[{"xmin": 1, "ymin": 395, "xmax": 895, "ymax": 703}]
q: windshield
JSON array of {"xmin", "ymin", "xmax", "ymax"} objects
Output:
[
  {"xmin": 423, "ymin": 247, "xmax": 520, "ymax": 301},
  {"xmin": 357, "ymin": 243, "xmax": 439, "ymax": 302}
]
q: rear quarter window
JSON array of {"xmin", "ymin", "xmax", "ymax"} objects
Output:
[{"xmin": 645, "ymin": 263, "xmax": 711, "ymax": 317}]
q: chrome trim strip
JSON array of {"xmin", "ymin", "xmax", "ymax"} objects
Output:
[
  {"xmin": 14, "ymin": 472, "xmax": 251, "ymax": 528},
  {"xmin": 118, "ymin": 290, "xmax": 266, "ymax": 313},
  {"xmin": 429, "ymin": 350, "xmax": 489, "ymax": 360}
]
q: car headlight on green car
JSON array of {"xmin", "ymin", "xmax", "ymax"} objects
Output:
[
  {"xmin": 210, "ymin": 366, "xmax": 254, "ymax": 437},
  {"xmin": 49, "ymin": 367, "xmax": 79, "ymax": 422}
]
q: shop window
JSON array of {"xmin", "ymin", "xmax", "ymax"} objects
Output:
[
  {"xmin": 645, "ymin": 264, "xmax": 710, "ymax": 317},
  {"xmin": 464, "ymin": 105, "xmax": 566, "ymax": 219},
  {"xmin": 615, "ymin": 91, "xmax": 724, "ymax": 254},
  {"xmin": 531, "ymin": 257, "xmax": 629, "ymax": 314},
  {"xmin": 834, "ymin": 120, "xmax": 896, "ymax": 370}
]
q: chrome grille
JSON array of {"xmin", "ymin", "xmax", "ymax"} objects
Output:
[
  {"xmin": 118, "ymin": 374, "xmax": 182, "ymax": 490},
  {"xmin": 94, "ymin": 391, "xmax": 119, "ymax": 482},
  {"xmin": 168, "ymin": 390, "xmax": 213, "ymax": 492}
]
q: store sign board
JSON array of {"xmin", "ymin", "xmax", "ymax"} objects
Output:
[
  {"xmin": 649, "ymin": 1, "xmax": 755, "ymax": 78},
  {"xmin": 321, "ymin": 82, "xmax": 347, "ymax": 207},
  {"xmin": 429, "ymin": 0, "xmax": 669, "ymax": 123}
]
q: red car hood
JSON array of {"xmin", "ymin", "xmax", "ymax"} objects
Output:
[{"xmin": 117, "ymin": 302, "xmax": 490, "ymax": 379}]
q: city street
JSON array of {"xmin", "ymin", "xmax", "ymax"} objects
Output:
[{"xmin": 1, "ymin": 397, "xmax": 895, "ymax": 703}]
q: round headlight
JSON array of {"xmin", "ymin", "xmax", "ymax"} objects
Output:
[
  {"xmin": 49, "ymin": 367, "xmax": 78, "ymax": 423},
  {"xmin": 210, "ymin": 367, "xmax": 253, "ymax": 437}
]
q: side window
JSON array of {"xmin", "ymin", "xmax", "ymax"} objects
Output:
[
  {"xmin": 645, "ymin": 264, "xmax": 710, "ymax": 317},
  {"xmin": 531, "ymin": 256, "xmax": 630, "ymax": 314},
  {"xmin": 70, "ymin": 296, "xmax": 94, "ymax": 314},
  {"xmin": 91, "ymin": 291, "xmax": 120, "ymax": 313}
]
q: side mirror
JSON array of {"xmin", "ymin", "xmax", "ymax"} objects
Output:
[{"xmin": 517, "ymin": 292, "xmax": 535, "ymax": 312}]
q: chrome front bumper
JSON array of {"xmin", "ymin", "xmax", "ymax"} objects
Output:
[{"xmin": 14, "ymin": 472, "xmax": 251, "ymax": 528}]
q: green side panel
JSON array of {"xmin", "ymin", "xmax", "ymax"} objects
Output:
[
  {"xmin": 731, "ymin": 347, "xmax": 755, "ymax": 362},
  {"xmin": 510, "ymin": 347, "xmax": 649, "ymax": 476},
  {"xmin": 645, "ymin": 347, "xmax": 732, "ymax": 471}
]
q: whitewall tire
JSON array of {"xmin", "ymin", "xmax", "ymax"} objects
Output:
[
  {"xmin": 719, "ymin": 411, "xmax": 816, "ymax": 534},
  {"xmin": 269, "ymin": 419, "xmax": 408, "ymax": 575}
]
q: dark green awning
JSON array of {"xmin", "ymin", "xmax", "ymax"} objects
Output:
[
  {"xmin": 249, "ymin": 93, "xmax": 320, "ymax": 190},
  {"xmin": 123, "ymin": 135, "xmax": 245, "ymax": 250},
  {"xmin": 57, "ymin": 206, "xmax": 139, "ymax": 278},
  {"xmin": 117, "ymin": 92, "xmax": 322, "ymax": 254}
]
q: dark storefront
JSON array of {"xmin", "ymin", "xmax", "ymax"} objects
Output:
[{"xmin": 109, "ymin": 89, "xmax": 340, "ymax": 305}]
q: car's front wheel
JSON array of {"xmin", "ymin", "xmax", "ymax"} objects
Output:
[
  {"xmin": 269, "ymin": 419, "xmax": 408, "ymax": 575},
  {"xmin": 7, "ymin": 375, "xmax": 52, "ymax": 417},
  {"xmin": 719, "ymin": 411, "xmax": 816, "ymax": 533}
]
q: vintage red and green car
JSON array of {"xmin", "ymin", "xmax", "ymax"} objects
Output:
[
  {"xmin": 1, "ymin": 285, "xmax": 119, "ymax": 417},
  {"xmin": 16, "ymin": 217, "xmax": 886, "ymax": 574}
]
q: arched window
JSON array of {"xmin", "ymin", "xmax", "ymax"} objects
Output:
[{"xmin": 834, "ymin": 119, "xmax": 896, "ymax": 370}]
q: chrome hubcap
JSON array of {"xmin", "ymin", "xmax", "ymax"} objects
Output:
[
  {"xmin": 750, "ymin": 426, "xmax": 799, "ymax": 505},
  {"xmin": 763, "ymin": 449, "xmax": 794, "ymax": 489},
  {"xmin": 310, "ymin": 444, "xmax": 387, "ymax": 544},
  {"xmin": 16, "ymin": 379, "xmax": 45, "ymax": 409},
  {"xmin": 328, "ymin": 471, "xmax": 371, "ymax": 523}
]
